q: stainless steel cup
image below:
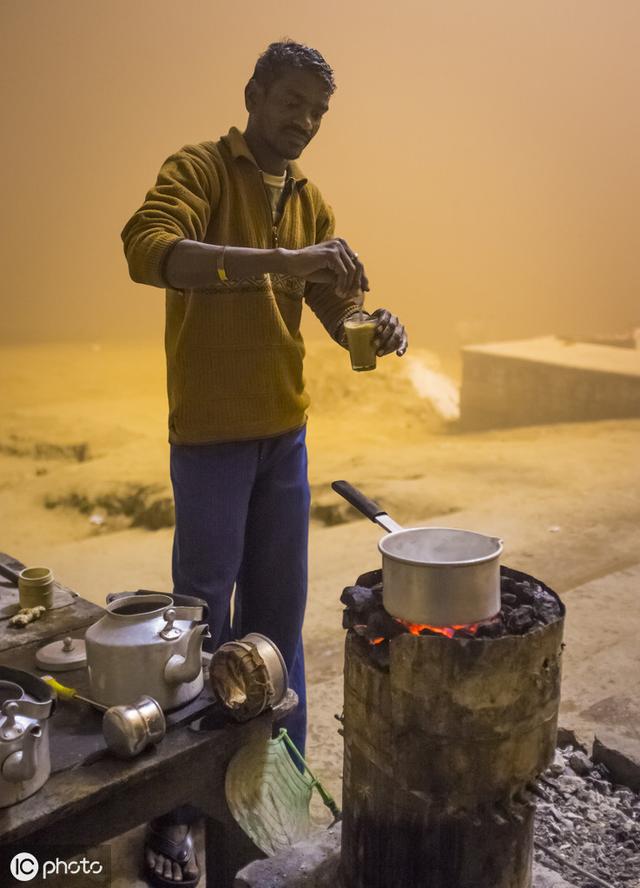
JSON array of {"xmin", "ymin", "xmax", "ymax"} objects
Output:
[{"xmin": 101, "ymin": 696, "xmax": 166, "ymax": 759}]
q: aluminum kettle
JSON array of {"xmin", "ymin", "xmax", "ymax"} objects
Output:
[
  {"xmin": 85, "ymin": 591, "xmax": 210, "ymax": 711},
  {"xmin": 0, "ymin": 668, "xmax": 54, "ymax": 808}
]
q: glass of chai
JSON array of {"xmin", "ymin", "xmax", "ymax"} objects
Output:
[{"xmin": 344, "ymin": 313, "xmax": 379, "ymax": 372}]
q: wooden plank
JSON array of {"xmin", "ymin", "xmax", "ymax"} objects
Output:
[
  {"xmin": 0, "ymin": 552, "xmax": 294, "ymax": 887},
  {"xmin": 0, "ymin": 596, "xmax": 102, "ymax": 652},
  {"xmin": 0, "ymin": 710, "xmax": 266, "ymax": 843},
  {"xmin": 0, "ymin": 630, "xmax": 235, "ymax": 771},
  {"xmin": 0, "ymin": 552, "xmax": 102, "ymax": 652},
  {"xmin": 0, "ymin": 582, "xmax": 76, "ymax": 622},
  {"xmin": 0, "ymin": 551, "xmax": 77, "ymax": 598},
  {"xmin": 0, "ymin": 551, "xmax": 77, "ymax": 620},
  {"xmin": 0, "ymin": 718, "xmax": 268, "ymax": 888}
]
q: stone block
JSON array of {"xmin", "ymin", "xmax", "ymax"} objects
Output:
[
  {"xmin": 459, "ymin": 336, "xmax": 640, "ymax": 430},
  {"xmin": 556, "ymin": 726, "xmax": 588, "ymax": 753},
  {"xmin": 533, "ymin": 863, "xmax": 577, "ymax": 887},
  {"xmin": 593, "ymin": 731, "xmax": 640, "ymax": 791},
  {"xmin": 233, "ymin": 823, "xmax": 341, "ymax": 887}
]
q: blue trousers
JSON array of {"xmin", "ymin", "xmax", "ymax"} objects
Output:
[{"xmin": 169, "ymin": 425, "xmax": 310, "ymax": 755}]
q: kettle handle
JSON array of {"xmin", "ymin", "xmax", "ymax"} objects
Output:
[
  {"xmin": 168, "ymin": 594, "xmax": 209, "ymax": 620},
  {"xmin": 162, "ymin": 606, "xmax": 207, "ymax": 623},
  {"xmin": 106, "ymin": 590, "xmax": 209, "ymax": 620}
]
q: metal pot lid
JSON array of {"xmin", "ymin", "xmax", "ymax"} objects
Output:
[{"xmin": 35, "ymin": 636, "xmax": 87, "ymax": 671}]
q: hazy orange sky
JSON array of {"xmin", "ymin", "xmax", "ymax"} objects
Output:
[{"xmin": 2, "ymin": 0, "xmax": 639, "ymax": 352}]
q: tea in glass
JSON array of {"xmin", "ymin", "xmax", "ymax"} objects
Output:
[{"xmin": 344, "ymin": 316, "xmax": 378, "ymax": 372}]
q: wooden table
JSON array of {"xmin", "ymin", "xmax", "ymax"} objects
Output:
[{"xmin": 0, "ymin": 552, "xmax": 275, "ymax": 887}]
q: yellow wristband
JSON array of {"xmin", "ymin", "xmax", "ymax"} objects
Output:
[{"xmin": 217, "ymin": 246, "xmax": 228, "ymax": 282}]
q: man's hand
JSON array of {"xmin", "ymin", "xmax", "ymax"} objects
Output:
[
  {"xmin": 280, "ymin": 239, "xmax": 369, "ymax": 296},
  {"xmin": 370, "ymin": 309, "xmax": 408, "ymax": 357}
]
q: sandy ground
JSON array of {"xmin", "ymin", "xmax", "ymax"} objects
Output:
[{"xmin": 1, "ymin": 340, "xmax": 639, "ymax": 883}]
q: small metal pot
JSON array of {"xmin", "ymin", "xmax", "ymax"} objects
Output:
[{"xmin": 332, "ymin": 481, "xmax": 503, "ymax": 626}]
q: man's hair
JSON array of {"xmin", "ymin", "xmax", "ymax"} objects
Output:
[{"xmin": 249, "ymin": 40, "xmax": 336, "ymax": 95}]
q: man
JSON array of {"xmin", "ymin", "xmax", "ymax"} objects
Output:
[{"xmin": 121, "ymin": 39, "xmax": 407, "ymax": 888}]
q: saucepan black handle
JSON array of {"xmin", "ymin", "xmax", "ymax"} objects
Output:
[{"xmin": 331, "ymin": 480, "xmax": 386, "ymax": 523}]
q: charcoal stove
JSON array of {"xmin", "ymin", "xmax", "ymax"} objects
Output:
[{"xmin": 340, "ymin": 566, "xmax": 565, "ymax": 888}]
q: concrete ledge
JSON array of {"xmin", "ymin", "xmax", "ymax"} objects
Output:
[{"xmin": 459, "ymin": 336, "xmax": 640, "ymax": 430}]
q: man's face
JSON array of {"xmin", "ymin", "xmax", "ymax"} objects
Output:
[{"xmin": 247, "ymin": 68, "xmax": 331, "ymax": 160}]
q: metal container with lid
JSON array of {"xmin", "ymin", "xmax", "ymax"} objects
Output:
[{"xmin": 18, "ymin": 566, "xmax": 55, "ymax": 609}]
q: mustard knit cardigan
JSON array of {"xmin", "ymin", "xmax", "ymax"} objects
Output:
[{"xmin": 121, "ymin": 127, "xmax": 361, "ymax": 444}]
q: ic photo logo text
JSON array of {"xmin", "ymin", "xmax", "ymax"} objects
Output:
[
  {"xmin": 10, "ymin": 851, "xmax": 106, "ymax": 882},
  {"xmin": 10, "ymin": 853, "xmax": 38, "ymax": 882}
]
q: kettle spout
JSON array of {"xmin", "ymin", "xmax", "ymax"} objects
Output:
[
  {"xmin": 164, "ymin": 624, "xmax": 210, "ymax": 685},
  {"xmin": 1, "ymin": 724, "xmax": 42, "ymax": 783}
]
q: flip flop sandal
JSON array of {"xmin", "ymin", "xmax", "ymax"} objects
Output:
[{"xmin": 144, "ymin": 825, "xmax": 200, "ymax": 888}]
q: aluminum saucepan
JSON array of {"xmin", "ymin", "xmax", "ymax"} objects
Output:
[{"xmin": 332, "ymin": 481, "xmax": 503, "ymax": 626}]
